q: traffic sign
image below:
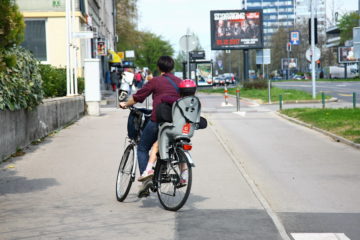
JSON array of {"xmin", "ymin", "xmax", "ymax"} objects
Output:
[
  {"xmin": 306, "ymin": 47, "xmax": 321, "ymax": 62},
  {"xmin": 179, "ymin": 35, "xmax": 198, "ymax": 52},
  {"xmin": 290, "ymin": 31, "xmax": 300, "ymax": 45}
]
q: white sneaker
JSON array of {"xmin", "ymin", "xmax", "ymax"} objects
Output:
[{"xmin": 137, "ymin": 169, "xmax": 154, "ymax": 182}]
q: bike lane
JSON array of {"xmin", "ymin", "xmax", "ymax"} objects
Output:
[{"xmin": 199, "ymin": 93, "xmax": 360, "ymax": 240}]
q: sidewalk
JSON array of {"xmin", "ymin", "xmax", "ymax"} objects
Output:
[{"xmin": 0, "ymin": 99, "xmax": 283, "ymax": 240}]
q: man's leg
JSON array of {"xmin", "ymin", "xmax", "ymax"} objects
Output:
[{"xmin": 137, "ymin": 121, "xmax": 158, "ymax": 174}]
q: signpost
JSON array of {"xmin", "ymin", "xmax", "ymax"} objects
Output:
[{"xmin": 180, "ymin": 32, "xmax": 198, "ymax": 79}]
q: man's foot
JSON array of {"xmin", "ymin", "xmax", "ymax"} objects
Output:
[
  {"xmin": 138, "ymin": 169, "xmax": 154, "ymax": 182},
  {"xmin": 138, "ymin": 179, "xmax": 153, "ymax": 198}
]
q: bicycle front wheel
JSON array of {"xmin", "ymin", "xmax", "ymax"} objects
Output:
[
  {"xmin": 116, "ymin": 144, "xmax": 135, "ymax": 202},
  {"xmin": 156, "ymin": 149, "xmax": 192, "ymax": 211}
]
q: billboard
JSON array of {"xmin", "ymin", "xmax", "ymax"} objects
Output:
[
  {"xmin": 210, "ymin": 10, "xmax": 263, "ymax": 50},
  {"xmin": 338, "ymin": 47, "xmax": 358, "ymax": 63},
  {"xmin": 196, "ymin": 63, "xmax": 213, "ymax": 86},
  {"xmin": 281, "ymin": 58, "xmax": 298, "ymax": 70}
]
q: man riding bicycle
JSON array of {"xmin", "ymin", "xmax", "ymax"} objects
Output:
[{"xmin": 119, "ymin": 56, "xmax": 182, "ymax": 196}]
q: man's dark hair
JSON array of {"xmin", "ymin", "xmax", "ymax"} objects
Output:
[{"xmin": 157, "ymin": 56, "xmax": 174, "ymax": 73}]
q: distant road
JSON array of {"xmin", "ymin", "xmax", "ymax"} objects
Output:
[{"xmin": 272, "ymin": 81, "xmax": 360, "ymax": 103}]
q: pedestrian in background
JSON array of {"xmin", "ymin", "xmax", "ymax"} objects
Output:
[{"xmin": 110, "ymin": 70, "xmax": 118, "ymax": 92}]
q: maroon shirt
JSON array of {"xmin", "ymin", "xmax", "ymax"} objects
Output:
[{"xmin": 132, "ymin": 73, "xmax": 182, "ymax": 122}]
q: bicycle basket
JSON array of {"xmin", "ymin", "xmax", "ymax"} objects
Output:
[{"xmin": 127, "ymin": 108, "xmax": 151, "ymax": 140}]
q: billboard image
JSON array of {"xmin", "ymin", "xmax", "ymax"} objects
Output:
[
  {"xmin": 281, "ymin": 58, "xmax": 298, "ymax": 70},
  {"xmin": 338, "ymin": 47, "xmax": 358, "ymax": 63},
  {"xmin": 196, "ymin": 63, "xmax": 213, "ymax": 86},
  {"xmin": 210, "ymin": 10, "xmax": 263, "ymax": 50}
]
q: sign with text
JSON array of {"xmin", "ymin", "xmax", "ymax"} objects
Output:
[
  {"xmin": 210, "ymin": 9, "xmax": 263, "ymax": 50},
  {"xmin": 290, "ymin": 31, "xmax": 300, "ymax": 45}
]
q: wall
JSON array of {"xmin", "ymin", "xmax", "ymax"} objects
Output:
[{"xmin": 0, "ymin": 96, "xmax": 85, "ymax": 161}]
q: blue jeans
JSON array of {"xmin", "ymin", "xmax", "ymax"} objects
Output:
[{"xmin": 138, "ymin": 120, "xmax": 158, "ymax": 174}]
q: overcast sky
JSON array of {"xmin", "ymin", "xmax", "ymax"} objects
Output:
[{"xmin": 137, "ymin": 0, "xmax": 358, "ymax": 58}]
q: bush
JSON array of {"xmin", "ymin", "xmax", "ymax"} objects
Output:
[
  {"xmin": 39, "ymin": 65, "xmax": 85, "ymax": 97},
  {"xmin": 0, "ymin": 46, "xmax": 43, "ymax": 111},
  {"xmin": 39, "ymin": 64, "xmax": 67, "ymax": 97},
  {"xmin": 243, "ymin": 80, "xmax": 268, "ymax": 90}
]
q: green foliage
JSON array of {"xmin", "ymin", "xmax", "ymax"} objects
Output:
[
  {"xmin": 243, "ymin": 80, "xmax": 268, "ymax": 89},
  {"xmin": 0, "ymin": 46, "xmax": 43, "ymax": 111},
  {"xmin": 39, "ymin": 64, "xmax": 66, "ymax": 97},
  {"xmin": 39, "ymin": 65, "xmax": 85, "ymax": 97},
  {"xmin": 0, "ymin": 0, "xmax": 25, "ymax": 48},
  {"xmin": 338, "ymin": 12, "xmax": 360, "ymax": 45},
  {"xmin": 135, "ymin": 32, "xmax": 174, "ymax": 73}
]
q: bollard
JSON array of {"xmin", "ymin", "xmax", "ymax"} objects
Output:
[
  {"xmin": 279, "ymin": 95, "xmax": 283, "ymax": 111},
  {"xmin": 322, "ymin": 92, "xmax": 325, "ymax": 109},
  {"xmin": 353, "ymin": 92, "xmax": 357, "ymax": 109},
  {"xmin": 236, "ymin": 88, "xmax": 240, "ymax": 112},
  {"xmin": 224, "ymin": 85, "xmax": 229, "ymax": 105}
]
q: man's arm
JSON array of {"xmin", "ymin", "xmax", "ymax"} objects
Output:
[{"xmin": 119, "ymin": 97, "xmax": 137, "ymax": 109}]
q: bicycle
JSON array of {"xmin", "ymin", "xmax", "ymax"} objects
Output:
[{"xmin": 116, "ymin": 96, "xmax": 201, "ymax": 211}]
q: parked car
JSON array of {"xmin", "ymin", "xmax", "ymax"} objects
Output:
[
  {"xmin": 213, "ymin": 76, "xmax": 220, "ymax": 86},
  {"xmin": 271, "ymin": 76, "xmax": 283, "ymax": 81},
  {"xmin": 292, "ymin": 75, "xmax": 305, "ymax": 80}
]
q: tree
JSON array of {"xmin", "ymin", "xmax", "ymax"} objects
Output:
[
  {"xmin": 0, "ymin": 0, "xmax": 25, "ymax": 71},
  {"xmin": 338, "ymin": 11, "xmax": 360, "ymax": 45},
  {"xmin": 116, "ymin": 0, "xmax": 141, "ymax": 51},
  {"xmin": 135, "ymin": 32, "xmax": 174, "ymax": 74}
]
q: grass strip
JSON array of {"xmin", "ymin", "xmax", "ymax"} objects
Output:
[
  {"xmin": 281, "ymin": 108, "xmax": 360, "ymax": 144},
  {"xmin": 199, "ymin": 87, "xmax": 329, "ymax": 102}
]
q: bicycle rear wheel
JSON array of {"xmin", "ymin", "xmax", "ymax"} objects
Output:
[
  {"xmin": 116, "ymin": 144, "xmax": 135, "ymax": 201},
  {"xmin": 156, "ymin": 149, "xmax": 192, "ymax": 211}
]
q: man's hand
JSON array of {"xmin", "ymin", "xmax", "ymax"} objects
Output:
[{"xmin": 119, "ymin": 102, "xmax": 127, "ymax": 109}]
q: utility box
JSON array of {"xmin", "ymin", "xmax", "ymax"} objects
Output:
[{"xmin": 84, "ymin": 59, "xmax": 101, "ymax": 116}]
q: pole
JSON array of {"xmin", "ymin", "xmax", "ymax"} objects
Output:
[
  {"xmin": 224, "ymin": 85, "xmax": 228, "ymax": 105},
  {"xmin": 243, "ymin": 50, "xmax": 249, "ymax": 82},
  {"xmin": 311, "ymin": 0, "xmax": 316, "ymax": 99},
  {"xmin": 65, "ymin": 0, "xmax": 71, "ymax": 96},
  {"xmin": 287, "ymin": 45, "xmax": 290, "ymax": 80},
  {"xmin": 353, "ymin": 92, "xmax": 357, "ymax": 108},
  {"xmin": 321, "ymin": 92, "xmax": 325, "ymax": 109},
  {"xmin": 236, "ymin": 88, "xmax": 240, "ymax": 111},
  {"xmin": 71, "ymin": 0, "xmax": 78, "ymax": 95},
  {"xmin": 279, "ymin": 95, "xmax": 283, "ymax": 111}
]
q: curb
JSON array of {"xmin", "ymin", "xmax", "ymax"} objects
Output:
[{"xmin": 276, "ymin": 112, "xmax": 360, "ymax": 150}]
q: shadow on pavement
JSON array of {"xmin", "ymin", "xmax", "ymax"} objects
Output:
[{"xmin": 0, "ymin": 170, "xmax": 58, "ymax": 195}]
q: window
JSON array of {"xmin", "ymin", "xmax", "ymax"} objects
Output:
[{"xmin": 22, "ymin": 20, "xmax": 47, "ymax": 61}]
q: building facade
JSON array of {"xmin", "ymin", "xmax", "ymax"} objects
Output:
[
  {"xmin": 16, "ymin": 0, "xmax": 117, "ymax": 78},
  {"xmin": 246, "ymin": 0, "xmax": 326, "ymax": 46},
  {"xmin": 247, "ymin": 0, "xmax": 296, "ymax": 46}
]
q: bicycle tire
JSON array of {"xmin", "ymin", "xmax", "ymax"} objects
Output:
[
  {"xmin": 116, "ymin": 144, "xmax": 135, "ymax": 202},
  {"xmin": 156, "ymin": 149, "xmax": 192, "ymax": 211}
]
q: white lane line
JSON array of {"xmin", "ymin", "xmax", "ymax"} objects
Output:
[
  {"xmin": 233, "ymin": 111, "xmax": 246, "ymax": 117},
  {"xmin": 221, "ymin": 102, "xmax": 234, "ymax": 107},
  {"xmin": 291, "ymin": 233, "xmax": 351, "ymax": 240}
]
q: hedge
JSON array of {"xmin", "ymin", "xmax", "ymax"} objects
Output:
[{"xmin": 0, "ymin": 46, "xmax": 43, "ymax": 111}]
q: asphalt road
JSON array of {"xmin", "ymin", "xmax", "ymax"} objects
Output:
[
  {"xmin": 272, "ymin": 81, "xmax": 360, "ymax": 103},
  {"xmin": 1, "ymin": 93, "xmax": 359, "ymax": 240}
]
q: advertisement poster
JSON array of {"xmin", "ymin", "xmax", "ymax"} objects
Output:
[
  {"xmin": 196, "ymin": 63, "xmax": 213, "ymax": 86},
  {"xmin": 97, "ymin": 41, "xmax": 106, "ymax": 56},
  {"xmin": 281, "ymin": 58, "xmax": 298, "ymax": 70},
  {"xmin": 210, "ymin": 10, "xmax": 263, "ymax": 50},
  {"xmin": 338, "ymin": 47, "xmax": 358, "ymax": 63}
]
